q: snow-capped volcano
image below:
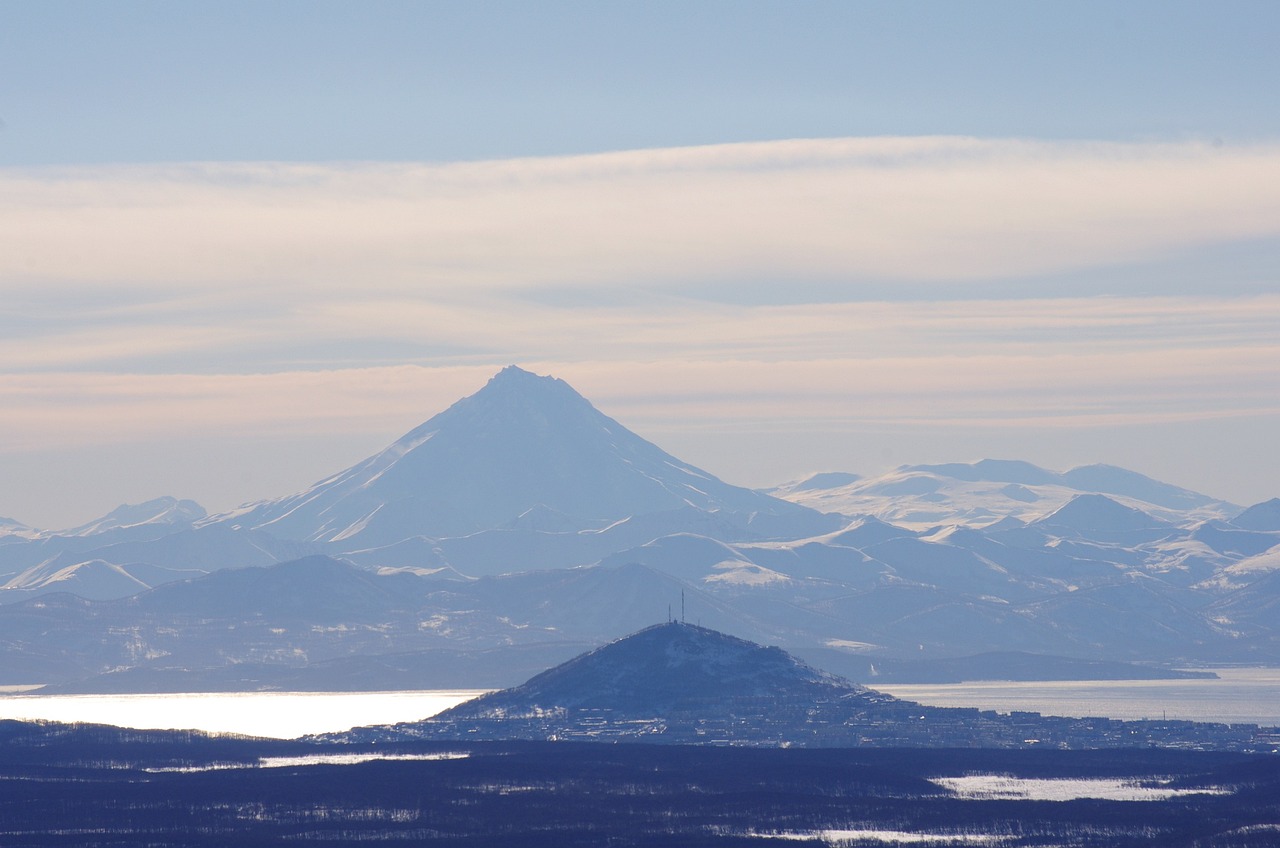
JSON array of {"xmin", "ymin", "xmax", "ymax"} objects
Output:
[{"xmin": 210, "ymin": 366, "xmax": 821, "ymax": 545}]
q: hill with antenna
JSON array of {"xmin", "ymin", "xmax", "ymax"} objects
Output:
[
  {"xmin": 441, "ymin": 621, "xmax": 861, "ymax": 717},
  {"xmin": 340, "ymin": 623, "xmax": 1275, "ymax": 751}
]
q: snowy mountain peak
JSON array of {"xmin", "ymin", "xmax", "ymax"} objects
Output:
[
  {"xmin": 0, "ymin": 516, "xmax": 36, "ymax": 538},
  {"xmin": 489, "ymin": 363, "xmax": 564, "ymax": 389},
  {"xmin": 1034, "ymin": 494, "xmax": 1168, "ymax": 534},
  {"xmin": 1232, "ymin": 498, "xmax": 1280, "ymax": 532},
  {"xmin": 387, "ymin": 364, "xmax": 591, "ymax": 451},
  {"xmin": 904, "ymin": 459, "xmax": 1059, "ymax": 486},
  {"xmin": 64, "ymin": 497, "xmax": 207, "ymax": 537},
  {"xmin": 473, "ymin": 363, "xmax": 585, "ymax": 408},
  {"xmin": 207, "ymin": 367, "xmax": 825, "ymax": 546},
  {"xmin": 787, "ymin": 471, "xmax": 862, "ymax": 492},
  {"xmin": 1059, "ymin": 464, "xmax": 1227, "ymax": 511},
  {"xmin": 827, "ymin": 515, "xmax": 917, "ymax": 549}
]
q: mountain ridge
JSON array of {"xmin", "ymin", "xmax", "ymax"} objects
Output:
[
  {"xmin": 0, "ymin": 368, "xmax": 1276, "ymax": 692},
  {"xmin": 771, "ymin": 458, "xmax": 1238, "ymax": 529}
]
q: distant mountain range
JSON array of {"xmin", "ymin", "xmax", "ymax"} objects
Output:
[
  {"xmin": 2, "ymin": 366, "xmax": 1278, "ymax": 693},
  {"xmin": 770, "ymin": 459, "xmax": 1241, "ymax": 528}
]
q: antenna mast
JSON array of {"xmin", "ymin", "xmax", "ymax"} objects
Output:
[{"xmin": 681, "ymin": 590, "xmax": 685, "ymax": 624}]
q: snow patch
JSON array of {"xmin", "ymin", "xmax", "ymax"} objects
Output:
[
  {"xmin": 704, "ymin": 560, "xmax": 790, "ymax": 586},
  {"xmin": 758, "ymin": 829, "xmax": 1000, "ymax": 844},
  {"xmin": 932, "ymin": 774, "xmax": 1230, "ymax": 801},
  {"xmin": 824, "ymin": 639, "xmax": 878, "ymax": 653}
]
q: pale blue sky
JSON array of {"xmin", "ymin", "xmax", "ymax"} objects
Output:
[
  {"xmin": 5, "ymin": 1, "xmax": 1279, "ymax": 164},
  {"xmin": 2, "ymin": 2, "xmax": 1279, "ymax": 528}
]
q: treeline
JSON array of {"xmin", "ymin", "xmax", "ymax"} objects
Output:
[{"xmin": 1, "ymin": 727, "xmax": 1278, "ymax": 846}]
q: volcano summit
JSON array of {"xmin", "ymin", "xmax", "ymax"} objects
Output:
[{"xmin": 211, "ymin": 366, "xmax": 826, "ymax": 546}]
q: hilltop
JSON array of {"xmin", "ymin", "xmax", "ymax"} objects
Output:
[{"xmin": 439, "ymin": 621, "xmax": 861, "ymax": 718}]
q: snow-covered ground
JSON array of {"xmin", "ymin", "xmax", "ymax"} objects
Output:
[
  {"xmin": 931, "ymin": 774, "xmax": 1228, "ymax": 801},
  {"xmin": 769, "ymin": 460, "xmax": 1239, "ymax": 529}
]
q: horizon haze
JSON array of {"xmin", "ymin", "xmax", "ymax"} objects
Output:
[{"xmin": 3, "ymin": 2, "xmax": 1279, "ymax": 528}]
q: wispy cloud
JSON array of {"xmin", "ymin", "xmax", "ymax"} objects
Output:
[
  {"xmin": 1, "ymin": 320, "xmax": 1275, "ymax": 451},
  {"xmin": 4, "ymin": 138, "xmax": 1280, "ymax": 297},
  {"xmin": 6, "ymin": 136, "xmax": 1279, "ymax": 378}
]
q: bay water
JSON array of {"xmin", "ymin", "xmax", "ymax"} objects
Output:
[
  {"xmin": 3, "ymin": 668, "xmax": 1279, "ymax": 738},
  {"xmin": 0, "ymin": 689, "xmax": 485, "ymax": 738},
  {"xmin": 871, "ymin": 667, "xmax": 1280, "ymax": 728}
]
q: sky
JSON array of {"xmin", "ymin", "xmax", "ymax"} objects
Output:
[{"xmin": 2, "ymin": 1, "xmax": 1279, "ymax": 529}]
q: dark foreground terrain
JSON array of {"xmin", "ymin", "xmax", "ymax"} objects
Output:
[{"xmin": 1, "ymin": 721, "xmax": 1278, "ymax": 847}]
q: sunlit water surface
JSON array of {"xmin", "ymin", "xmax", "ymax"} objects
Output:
[
  {"xmin": 0, "ymin": 690, "xmax": 486, "ymax": 738},
  {"xmin": 146, "ymin": 752, "xmax": 473, "ymax": 772},
  {"xmin": 872, "ymin": 667, "xmax": 1280, "ymax": 727},
  {"xmin": 4, "ymin": 668, "xmax": 1280, "ymax": 738}
]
